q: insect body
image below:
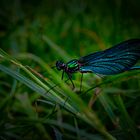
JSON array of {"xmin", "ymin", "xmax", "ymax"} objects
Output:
[{"xmin": 56, "ymin": 39, "xmax": 140, "ymax": 89}]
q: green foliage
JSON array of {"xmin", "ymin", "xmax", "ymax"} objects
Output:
[{"xmin": 0, "ymin": 0, "xmax": 140, "ymax": 140}]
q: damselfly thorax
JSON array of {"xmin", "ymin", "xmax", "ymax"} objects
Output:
[{"xmin": 56, "ymin": 59, "xmax": 80, "ymax": 73}]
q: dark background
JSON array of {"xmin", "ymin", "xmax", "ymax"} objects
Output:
[
  {"xmin": 0, "ymin": 0, "xmax": 140, "ymax": 60},
  {"xmin": 0, "ymin": 0, "xmax": 140, "ymax": 140}
]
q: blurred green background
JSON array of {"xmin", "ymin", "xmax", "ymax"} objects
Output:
[
  {"xmin": 1, "ymin": 0, "xmax": 140, "ymax": 61},
  {"xmin": 0, "ymin": 0, "xmax": 140, "ymax": 140}
]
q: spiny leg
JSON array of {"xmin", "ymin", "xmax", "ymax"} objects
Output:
[
  {"xmin": 62, "ymin": 97, "xmax": 69, "ymax": 109},
  {"xmin": 80, "ymin": 73, "xmax": 83, "ymax": 93},
  {"xmin": 49, "ymin": 70, "xmax": 74, "ymax": 90},
  {"xmin": 67, "ymin": 73, "xmax": 75, "ymax": 89},
  {"xmin": 46, "ymin": 79, "xmax": 70, "ymax": 93},
  {"xmin": 46, "ymin": 84, "xmax": 58, "ymax": 93},
  {"xmin": 61, "ymin": 70, "xmax": 65, "ymax": 80}
]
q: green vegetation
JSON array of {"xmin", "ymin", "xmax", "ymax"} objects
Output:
[{"xmin": 0, "ymin": 0, "xmax": 140, "ymax": 140}]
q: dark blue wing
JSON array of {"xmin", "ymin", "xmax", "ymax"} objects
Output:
[{"xmin": 78, "ymin": 39, "xmax": 140, "ymax": 75}]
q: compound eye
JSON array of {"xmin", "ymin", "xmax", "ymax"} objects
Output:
[{"xmin": 56, "ymin": 61, "xmax": 65, "ymax": 70}]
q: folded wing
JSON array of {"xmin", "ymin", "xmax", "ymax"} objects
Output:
[{"xmin": 78, "ymin": 39, "xmax": 140, "ymax": 75}]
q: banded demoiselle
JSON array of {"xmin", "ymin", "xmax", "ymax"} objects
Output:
[{"xmin": 56, "ymin": 39, "xmax": 140, "ymax": 90}]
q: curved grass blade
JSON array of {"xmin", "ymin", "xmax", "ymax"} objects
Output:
[
  {"xmin": 0, "ymin": 49, "xmax": 117, "ymax": 140},
  {"xmin": 85, "ymin": 70, "xmax": 140, "ymax": 94},
  {"xmin": 0, "ymin": 64, "xmax": 78, "ymax": 115}
]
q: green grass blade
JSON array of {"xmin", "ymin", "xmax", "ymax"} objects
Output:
[
  {"xmin": 98, "ymin": 92, "xmax": 117, "ymax": 125},
  {"xmin": 114, "ymin": 95, "xmax": 139, "ymax": 140}
]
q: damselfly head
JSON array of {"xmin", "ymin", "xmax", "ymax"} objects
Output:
[{"xmin": 56, "ymin": 60, "xmax": 66, "ymax": 71}]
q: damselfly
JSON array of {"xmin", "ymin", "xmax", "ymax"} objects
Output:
[{"xmin": 56, "ymin": 39, "xmax": 140, "ymax": 90}]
